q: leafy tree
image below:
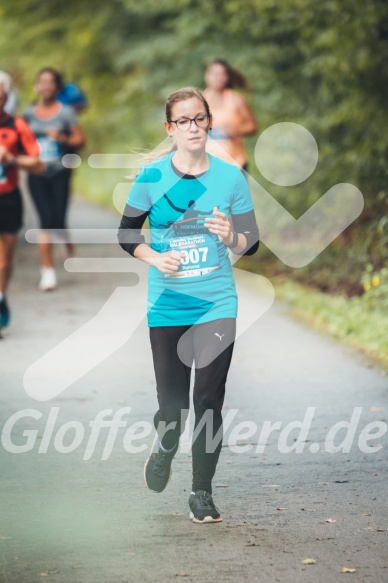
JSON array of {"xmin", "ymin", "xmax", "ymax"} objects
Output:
[{"xmin": 1, "ymin": 0, "xmax": 387, "ymax": 291}]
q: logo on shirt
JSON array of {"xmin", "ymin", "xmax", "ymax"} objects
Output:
[{"xmin": 160, "ymin": 193, "xmax": 220, "ymax": 237}]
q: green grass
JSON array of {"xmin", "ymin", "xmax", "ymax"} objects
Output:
[{"xmin": 270, "ymin": 278, "xmax": 388, "ymax": 369}]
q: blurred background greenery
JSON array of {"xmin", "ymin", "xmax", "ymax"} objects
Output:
[{"xmin": 1, "ymin": 0, "xmax": 387, "ymax": 363}]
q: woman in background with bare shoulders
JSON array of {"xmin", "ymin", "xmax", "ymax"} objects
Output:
[{"xmin": 203, "ymin": 59, "xmax": 258, "ymax": 170}]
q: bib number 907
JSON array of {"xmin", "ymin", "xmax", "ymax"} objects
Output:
[{"xmin": 180, "ymin": 247, "xmax": 208, "ymax": 265}]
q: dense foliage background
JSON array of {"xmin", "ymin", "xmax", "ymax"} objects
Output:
[{"xmin": 1, "ymin": 0, "xmax": 387, "ymax": 298}]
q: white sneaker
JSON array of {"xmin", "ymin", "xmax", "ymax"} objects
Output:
[{"xmin": 39, "ymin": 267, "xmax": 57, "ymax": 291}]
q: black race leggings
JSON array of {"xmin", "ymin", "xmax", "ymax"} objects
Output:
[
  {"xmin": 149, "ymin": 317, "xmax": 236, "ymax": 494},
  {"xmin": 28, "ymin": 168, "xmax": 71, "ymax": 231}
]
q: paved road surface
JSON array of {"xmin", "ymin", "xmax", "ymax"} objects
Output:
[{"xmin": 0, "ymin": 190, "xmax": 387, "ymax": 583}]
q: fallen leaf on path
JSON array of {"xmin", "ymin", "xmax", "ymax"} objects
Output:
[
  {"xmin": 369, "ymin": 406, "xmax": 384, "ymax": 412},
  {"xmin": 325, "ymin": 518, "xmax": 337, "ymax": 523},
  {"xmin": 341, "ymin": 566, "xmax": 356, "ymax": 573},
  {"xmin": 262, "ymin": 484, "xmax": 281, "ymax": 488},
  {"xmin": 301, "ymin": 558, "xmax": 316, "ymax": 564},
  {"xmin": 334, "ymin": 480, "xmax": 348, "ymax": 483},
  {"xmin": 175, "ymin": 573, "xmax": 189, "ymax": 577},
  {"xmin": 362, "ymin": 513, "xmax": 371, "ymax": 516},
  {"xmin": 215, "ymin": 484, "xmax": 228, "ymax": 488},
  {"xmin": 245, "ymin": 543, "xmax": 259, "ymax": 547},
  {"xmin": 276, "ymin": 507, "xmax": 288, "ymax": 511},
  {"xmin": 319, "ymin": 481, "xmax": 330, "ymax": 485}
]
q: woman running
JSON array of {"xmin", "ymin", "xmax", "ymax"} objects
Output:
[
  {"xmin": 118, "ymin": 87, "xmax": 259, "ymax": 523},
  {"xmin": 203, "ymin": 59, "xmax": 258, "ymax": 170},
  {"xmin": 0, "ymin": 71, "xmax": 43, "ymax": 332},
  {"xmin": 23, "ymin": 67, "xmax": 86, "ymax": 291}
]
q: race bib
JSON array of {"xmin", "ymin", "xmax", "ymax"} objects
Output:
[
  {"xmin": 37, "ymin": 136, "xmax": 62, "ymax": 163},
  {"xmin": 0, "ymin": 163, "xmax": 7, "ymax": 185},
  {"xmin": 163, "ymin": 233, "xmax": 220, "ymax": 278}
]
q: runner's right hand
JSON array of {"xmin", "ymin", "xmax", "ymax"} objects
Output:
[
  {"xmin": 0, "ymin": 145, "xmax": 13, "ymax": 164},
  {"xmin": 151, "ymin": 250, "xmax": 185, "ymax": 274}
]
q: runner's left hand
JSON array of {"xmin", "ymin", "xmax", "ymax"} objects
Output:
[
  {"xmin": 204, "ymin": 207, "xmax": 233, "ymax": 244},
  {"xmin": 46, "ymin": 128, "xmax": 67, "ymax": 143}
]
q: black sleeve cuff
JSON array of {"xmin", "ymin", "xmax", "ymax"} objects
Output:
[
  {"xmin": 231, "ymin": 209, "xmax": 260, "ymax": 256},
  {"xmin": 117, "ymin": 204, "xmax": 149, "ymax": 257}
]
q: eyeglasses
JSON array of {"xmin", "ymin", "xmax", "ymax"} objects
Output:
[{"xmin": 167, "ymin": 113, "xmax": 210, "ymax": 131}]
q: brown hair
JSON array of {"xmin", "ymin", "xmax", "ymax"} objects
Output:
[
  {"xmin": 208, "ymin": 59, "xmax": 250, "ymax": 91},
  {"xmin": 166, "ymin": 86, "xmax": 211, "ymax": 123},
  {"xmin": 36, "ymin": 67, "xmax": 63, "ymax": 91},
  {"xmin": 128, "ymin": 86, "xmax": 211, "ymax": 177}
]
